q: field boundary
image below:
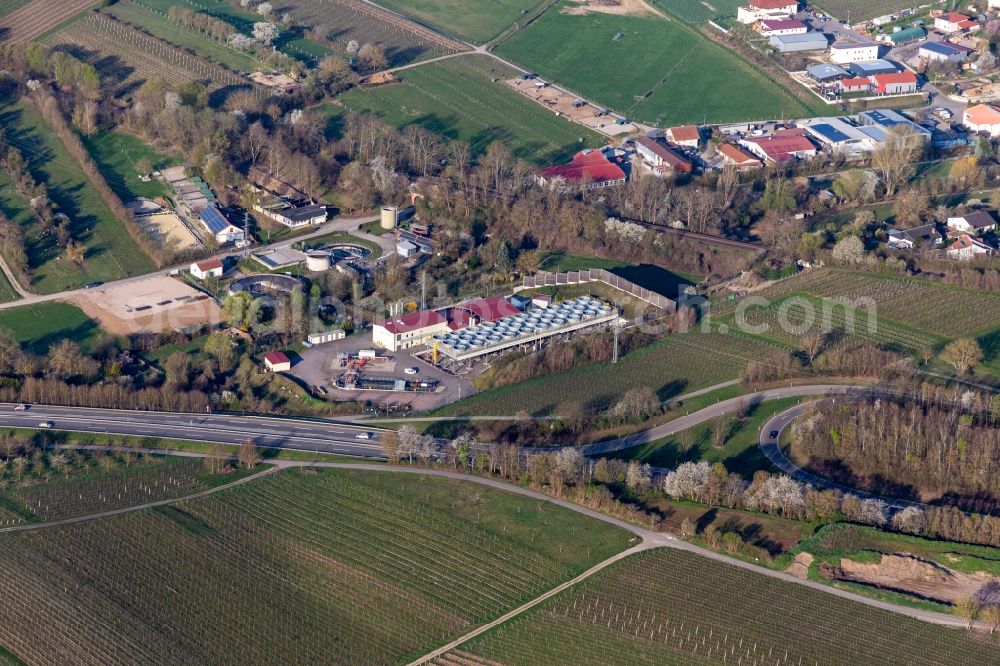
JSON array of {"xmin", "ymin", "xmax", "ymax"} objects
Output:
[{"xmin": 407, "ymin": 542, "xmax": 657, "ymax": 665}]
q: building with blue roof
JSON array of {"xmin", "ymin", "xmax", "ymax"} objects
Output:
[
  {"xmin": 848, "ymin": 60, "xmax": 899, "ymax": 77},
  {"xmin": 199, "ymin": 205, "xmax": 246, "ymax": 244},
  {"xmin": 919, "ymin": 41, "xmax": 969, "ymax": 63}
]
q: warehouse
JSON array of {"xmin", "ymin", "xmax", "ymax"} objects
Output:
[{"xmin": 769, "ymin": 32, "xmax": 829, "ymax": 53}]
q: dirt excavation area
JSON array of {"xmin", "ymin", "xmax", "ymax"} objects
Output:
[
  {"xmin": 819, "ymin": 553, "xmax": 1000, "ymax": 605},
  {"xmin": 69, "ymin": 275, "xmax": 222, "ymax": 334},
  {"xmin": 563, "ymin": 0, "xmax": 666, "ymax": 18}
]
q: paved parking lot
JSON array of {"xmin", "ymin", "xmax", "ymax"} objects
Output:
[{"xmin": 289, "ymin": 334, "xmax": 474, "ymax": 411}]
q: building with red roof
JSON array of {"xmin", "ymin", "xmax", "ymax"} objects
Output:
[
  {"xmin": 373, "ymin": 310, "xmax": 449, "ymax": 351},
  {"xmin": 190, "ymin": 257, "xmax": 224, "ymax": 280},
  {"xmin": 737, "ymin": 0, "xmax": 797, "ymax": 24},
  {"xmin": 871, "ymin": 71, "xmax": 918, "ymax": 96},
  {"xmin": 537, "ymin": 149, "xmax": 627, "ymax": 191},
  {"xmin": 838, "ymin": 77, "xmax": 872, "ymax": 94},
  {"xmin": 935, "ymin": 12, "xmax": 978, "ymax": 34},
  {"xmin": 738, "ymin": 129, "xmax": 816, "ymax": 163},
  {"xmin": 717, "ymin": 143, "xmax": 763, "ymax": 170},
  {"xmin": 264, "ymin": 351, "xmax": 291, "ymax": 372}
]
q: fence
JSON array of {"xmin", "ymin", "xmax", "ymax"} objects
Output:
[{"xmin": 517, "ymin": 269, "xmax": 676, "ymax": 313}]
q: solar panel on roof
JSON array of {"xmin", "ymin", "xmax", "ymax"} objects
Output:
[{"xmin": 200, "ymin": 206, "xmax": 231, "ymax": 234}]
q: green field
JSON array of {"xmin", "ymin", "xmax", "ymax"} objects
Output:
[
  {"xmin": 446, "ymin": 548, "xmax": 999, "ymax": 666},
  {"xmin": 0, "ymin": 302, "xmax": 103, "ymax": 355},
  {"xmin": 374, "ymin": 0, "xmax": 541, "ymax": 43},
  {"xmin": 0, "ymin": 99, "xmax": 155, "ymax": 293},
  {"xmin": 82, "ymin": 131, "xmax": 178, "ymax": 202},
  {"xmin": 103, "ymin": 1, "xmax": 263, "ymax": 71},
  {"xmin": 494, "ymin": 3, "xmax": 819, "ymax": 125},
  {"xmin": 0, "ymin": 271, "xmax": 19, "ymax": 305},
  {"xmin": 337, "ymin": 54, "xmax": 603, "ymax": 163},
  {"xmin": 437, "ymin": 331, "xmax": 785, "ymax": 416},
  {"xmin": 0, "ymin": 467, "xmax": 630, "ymax": 664},
  {"xmin": 610, "ymin": 396, "xmax": 803, "ymax": 478}
]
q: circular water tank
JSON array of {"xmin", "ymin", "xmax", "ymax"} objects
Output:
[
  {"xmin": 380, "ymin": 206, "xmax": 398, "ymax": 230},
  {"xmin": 305, "ymin": 251, "xmax": 331, "ymax": 272}
]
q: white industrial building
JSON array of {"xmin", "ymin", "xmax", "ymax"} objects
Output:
[{"xmin": 830, "ymin": 41, "xmax": 881, "ymax": 64}]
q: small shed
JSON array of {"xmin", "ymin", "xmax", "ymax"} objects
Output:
[
  {"xmin": 396, "ymin": 239, "xmax": 419, "ymax": 258},
  {"xmin": 264, "ymin": 351, "xmax": 291, "ymax": 372}
]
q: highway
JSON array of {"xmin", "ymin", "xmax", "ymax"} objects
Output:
[{"xmin": 0, "ymin": 403, "xmax": 386, "ymax": 458}]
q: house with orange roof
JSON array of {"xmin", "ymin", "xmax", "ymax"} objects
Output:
[{"xmin": 963, "ymin": 104, "xmax": 1000, "ymax": 136}]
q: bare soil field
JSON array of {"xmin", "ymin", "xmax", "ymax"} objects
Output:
[
  {"xmin": 564, "ymin": 0, "xmax": 666, "ymax": 18},
  {"xmin": 137, "ymin": 212, "xmax": 200, "ymax": 252},
  {"xmin": 69, "ymin": 275, "xmax": 222, "ymax": 334},
  {"xmin": 0, "ymin": 0, "xmax": 99, "ymax": 44}
]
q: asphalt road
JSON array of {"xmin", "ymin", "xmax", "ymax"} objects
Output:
[
  {"xmin": 759, "ymin": 398, "xmax": 925, "ymax": 510},
  {"xmin": 0, "ymin": 404, "xmax": 386, "ymax": 458}
]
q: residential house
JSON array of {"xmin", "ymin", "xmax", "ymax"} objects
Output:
[
  {"xmin": 758, "ymin": 18, "xmax": 807, "ymax": 36},
  {"xmin": 947, "ymin": 234, "xmax": 995, "ymax": 260},
  {"xmin": 199, "ymin": 205, "xmax": 246, "ymax": 244},
  {"xmin": 947, "ymin": 211, "xmax": 998, "ymax": 234},
  {"xmin": 737, "ymin": 0, "xmax": 798, "ymax": 24},
  {"xmin": 934, "ymin": 12, "xmax": 978, "ymax": 34},
  {"xmin": 372, "ymin": 310, "xmax": 449, "ymax": 351},
  {"xmin": 919, "ymin": 41, "xmax": 971, "ymax": 63},
  {"xmin": 537, "ymin": 149, "xmax": 627, "ymax": 190},
  {"xmin": 830, "ymin": 41, "xmax": 881, "ymax": 64},
  {"xmin": 263, "ymin": 351, "xmax": 292, "ymax": 372},
  {"xmin": 262, "ymin": 203, "xmax": 328, "ymax": 228},
  {"xmin": 739, "ymin": 129, "xmax": 817, "ymax": 163},
  {"xmin": 190, "ymin": 257, "xmax": 223, "ymax": 280},
  {"xmin": 963, "ymin": 104, "xmax": 1000, "ymax": 136},
  {"xmin": 887, "ymin": 224, "xmax": 943, "ymax": 249},
  {"xmin": 634, "ymin": 137, "xmax": 693, "ymax": 173},
  {"xmin": 871, "ymin": 71, "xmax": 918, "ymax": 96},
  {"xmin": 667, "ymin": 125, "xmax": 701, "ymax": 148},
  {"xmin": 769, "ymin": 32, "xmax": 828, "ymax": 52},
  {"xmin": 717, "ymin": 143, "xmax": 764, "ymax": 170}
]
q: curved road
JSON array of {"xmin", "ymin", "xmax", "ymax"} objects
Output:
[{"xmin": 760, "ymin": 399, "xmax": 926, "ymax": 510}]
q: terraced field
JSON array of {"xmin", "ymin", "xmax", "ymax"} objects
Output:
[
  {"xmin": 437, "ymin": 331, "xmax": 784, "ymax": 416},
  {"xmin": 338, "ymin": 54, "xmax": 602, "ymax": 163},
  {"xmin": 42, "ymin": 13, "xmax": 260, "ymax": 102},
  {"xmin": 440, "ymin": 548, "xmax": 999, "ymax": 666},
  {"xmin": 0, "ymin": 468, "xmax": 629, "ymax": 664}
]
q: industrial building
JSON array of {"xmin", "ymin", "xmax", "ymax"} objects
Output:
[
  {"xmin": 431, "ymin": 296, "xmax": 618, "ymax": 364},
  {"xmin": 830, "ymin": 41, "xmax": 881, "ymax": 64},
  {"xmin": 919, "ymin": 41, "xmax": 970, "ymax": 63},
  {"xmin": 769, "ymin": 32, "xmax": 828, "ymax": 53}
]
